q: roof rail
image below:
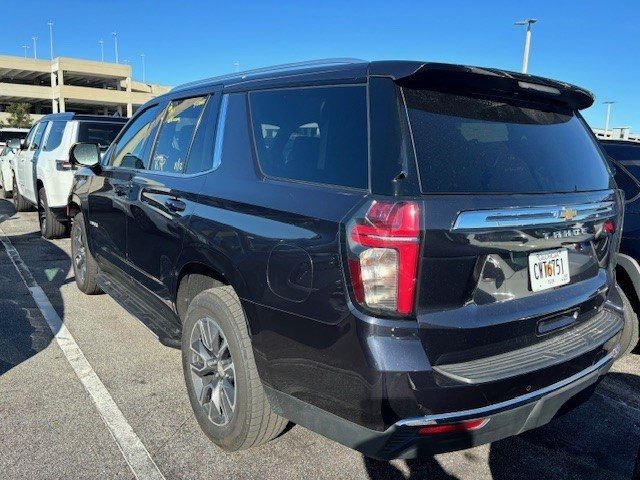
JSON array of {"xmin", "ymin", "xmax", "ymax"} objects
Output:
[{"xmin": 173, "ymin": 58, "xmax": 367, "ymax": 92}]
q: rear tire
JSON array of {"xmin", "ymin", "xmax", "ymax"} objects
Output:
[
  {"xmin": 619, "ymin": 287, "xmax": 639, "ymax": 357},
  {"xmin": 71, "ymin": 212, "xmax": 102, "ymax": 295},
  {"xmin": 182, "ymin": 286, "xmax": 287, "ymax": 451},
  {"xmin": 12, "ymin": 176, "xmax": 30, "ymax": 212},
  {"xmin": 38, "ymin": 187, "xmax": 67, "ymax": 239}
]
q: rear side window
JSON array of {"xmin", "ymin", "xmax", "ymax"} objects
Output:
[
  {"xmin": 404, "ymin": 89, "xmax": 611, "ymax": 194},
  {"xmin": 150, "ymin": 96, "xmax": 207, "ymax": 173},
  {"xmin": 249, "ymin": 86, "xmax": 368, "ymax": 189},
  {"xmin": 111, "ymin": 105, "xmax": 160, "ymax": 169},
  {"xmin": 43, "ymin": 121, "xmax": 66, "ymax": 151},
  {"xmin": 78, "ymin": 122, "xmax": 124, "ymax": 148}
]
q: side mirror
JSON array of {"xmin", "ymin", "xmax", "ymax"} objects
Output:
[
  {"xmin": 7, "ymin": 138, "xmax": 22, "ymax": 150},
  {"xmin": 70, "ymin": 142, "xmax": 100, "ymax": 168}
]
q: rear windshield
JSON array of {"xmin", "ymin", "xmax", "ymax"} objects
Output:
[
  {"xmin": 404, "ymin": 89, "xmax": 611, "ymax": 194},
  {"xmin": 77, "ymin": 122, "xmax": 125, "ymax": 148}
]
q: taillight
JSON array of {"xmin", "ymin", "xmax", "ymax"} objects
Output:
[
  {"xmin": 345, "ymin": 200, "xmax": 421, "ymax": 315},
  {"xmin": 603, "ymin": 219, "xmax": 615, "ymax": 234}
]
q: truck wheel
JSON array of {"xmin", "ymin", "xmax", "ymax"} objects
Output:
[
  {"xmin": 71, "ymin": 212, "xmax": 102, "ymax": 295},
  {"xmin": 12, "ymin": 176, "xmax": 30, "ymax": 212},
  {"xmin": 38, "ymin": 187, "xmax": 67, "ymax": 239},
  {"xmin": 619, "ymin": 287, "xmax": 639, "ymax": 357},
  {"xmin": 182, "ymin": 286, "xmax": 287, "ymax": 451}
]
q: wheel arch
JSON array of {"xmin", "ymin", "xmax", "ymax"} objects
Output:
[
  {"xmin": 174, "ymin": 255, "xmax": 250, "ymax": 326},
  {"xmin": 616, "ymin": 253, "xmax": 640, "ymax": 312}
]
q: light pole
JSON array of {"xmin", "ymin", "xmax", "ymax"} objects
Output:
[
  {"xmin": 31, "ymin": 36, "xmax": 38, "ymax": 59},
  {"xmin": 47, "ymin": 21, "xmax": 54, "ymax": 59},
  {"xmin": 99, "ymin": 39, "xmax": 104, "ymax": 62},
  {"xmin": 111, "ymin": 32, "xmax": 119, "ymax": 64},
  {"xmin": 604, "ymin": 101, "xmax": 616, "ymax": 137},
  {"xmin": 21, "ymin": 44, "xmax": 29, "ymax": 59},
  {"xmin": 234, "ymin": 61, "xmax": 240, "ymax": 72},
  {"xmin": 140, "ymin": 53, "xmax": 146, "ymax": 82},
  {"xmin": 515, "ymin": 18, "xmax": 537, "ymax": 74}
]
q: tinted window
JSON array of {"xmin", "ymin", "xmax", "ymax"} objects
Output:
[
  {"xmin": 611, "ymin": 161, "xmax": 640, "ymax": 201},
  {"xmin": 30, "ymin": 122, "xmax": 48, "ymax": 151},
  {"xmin": 185, "ymin": 95, "xmax": 221, "ymax": 174},
  {"xmin": 111, "ymin": 106, "xmax": 160, "ymax": 169},
  {"xmin": 249, "ymin": 86, "xmax": 368, "ymax": 189},
  {"xmin": 43, "ymin": 121, "xmax": 66, "ymax": 151},
  {"xmin": 150, "ymin": 96, "xmax": 207, "ymax": 173},
  {"xmin": 77, "ymin": 122, "xmax": 125, "ymax": 148},
  {"xmin": 405, "ymin": 89, "xmax": 611, "ymax": 193},
  {"xmin": 600, "ymin": 143, "xmax": 640, "ymax": 162},
  {"xmin": 0, "ymin": 130, "xmax": 28, "ymax": 143}
]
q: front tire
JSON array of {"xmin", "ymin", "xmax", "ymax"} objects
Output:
[
  {"xmin": 38, "ymin": 187, "xmax": 67, "ymax": 239},
  {"xmin": 12, "ymin": 176, "xmax": 30, "ymax": 212},
  {"xmin": 71, "ymin": 212, "xmax": 102, "ymax": 295},
  {"xmin": 182, "ymin": 286, "xmax": 287, "ymax": 451}
]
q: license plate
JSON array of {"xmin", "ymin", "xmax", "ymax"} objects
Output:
[{"xmin": 528, "ymin": 248, "xmax": 570, "ymax": 292}]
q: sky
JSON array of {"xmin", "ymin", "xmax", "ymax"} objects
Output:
[{"xmin": 1, "ymin": 0, "xmax": 638, "ymax": 130}]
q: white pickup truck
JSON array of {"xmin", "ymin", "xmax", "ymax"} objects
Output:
[{"xmin": 9, "ymin": 113, "xmax": 126, "ymax": 238}]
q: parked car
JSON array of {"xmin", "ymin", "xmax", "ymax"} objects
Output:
[
  {"xmin": 0, "ymin": 127, "xmax": 28, "ymax": 146},
  {"xmin": 9, "ymin": 113, "xmax": 127, "ymax": 238},
  {"xmin": 68, "ymin": 59, "xmax": 626, "ymax": 460},
  {"xmin": 0, "ymin": 145, "xmax": 18, "ymax": 198},
  {"xmin": 599, "ymin": 139, "xmax": 640, "ymax": 355}
]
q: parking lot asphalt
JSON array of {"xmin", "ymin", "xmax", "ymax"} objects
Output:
[{"xmin": 0, "ymin": 198, "xmax": 639, "ymax": 480}]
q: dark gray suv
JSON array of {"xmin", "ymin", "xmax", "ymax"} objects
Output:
[{"xmin": 69, "ymin": 59, "xmax": 625, "ymax": 459}]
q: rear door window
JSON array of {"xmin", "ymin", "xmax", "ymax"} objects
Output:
[
  {"xmin": 404, "ymin": 89, "xmax": 612, "ymax": 194},
  {"xmin": 149, "ymin": 96, "xmax": 208, "ymax": 174},
  {"xmin": 249, "ymin": 85, "xmax": 368, "ymax": 189}
]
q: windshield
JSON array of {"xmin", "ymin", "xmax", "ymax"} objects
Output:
[
  {"xmin": 404, "ymin": 88, "xmax": 612, "ymax": 194},
  {"xmin": 77, "ymin": 122, "xmax": 125, "ymax": 148},
  {"xmin": 0, "ymin": 130, "xmax": 27, "ymax": 144}
]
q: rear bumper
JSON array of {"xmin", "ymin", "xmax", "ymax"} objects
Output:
[{"xmin": 267, "ymin": 343, "xmax": 618, "ymax": 460}]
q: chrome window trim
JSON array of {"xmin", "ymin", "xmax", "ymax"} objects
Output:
[{"xmin": 452, "ymin": 201, "xmax": 615, "ymax": 231}]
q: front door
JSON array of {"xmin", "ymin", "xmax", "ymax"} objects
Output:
[{"xmin": 18, "ymin": 121, "xmax": 47, "ymax": 203}]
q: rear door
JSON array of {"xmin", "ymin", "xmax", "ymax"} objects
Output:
[
  {"xmin": 126, "ymin": 92, "xmax": 218, "ymax": 307},
  {"xmin": 88, "ymin": 104, "xmax": 163, "ymax": 276},
  {"xmin": 397, "ymin": 84, "xmax": 621, "ymax": 385}
]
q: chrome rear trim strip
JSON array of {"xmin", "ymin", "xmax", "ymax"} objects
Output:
[{"xmin": 453, "ymin": 201, "xmax": 615, "ymax": 231}]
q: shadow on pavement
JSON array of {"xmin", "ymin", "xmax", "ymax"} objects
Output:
[
  {"xmin": 363, "ymin": 369, "xmax": 640, "ymax": 480},
  {"xmin": 0, "ymin": 199, "xmax": 70, "ymax": 376}
]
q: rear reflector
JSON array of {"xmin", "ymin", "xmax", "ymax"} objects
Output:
[
  {"xmin": 417, "ymin": 418, "xmax": 488, "ymax": 436},
  {"xmin": 603, "ymin": 219, "xmax": 615, "ymax": 234}
]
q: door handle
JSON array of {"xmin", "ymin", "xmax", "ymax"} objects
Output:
[{"xmin": 165, "ymin": 198, "xmax": 186, "ymax": 212}]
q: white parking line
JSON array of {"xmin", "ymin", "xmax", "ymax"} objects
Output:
[{"xmin": 0, "ymin": 223, "xmax": 165, "ymax": 480}]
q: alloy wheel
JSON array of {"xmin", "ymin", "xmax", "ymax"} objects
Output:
[
  {"xmin": 189, "ymin": 317, "xmax": 236, "ymax": 426},
  {"xmin": 73, "ymin": 224, "xmax": 87, "ymax": 285}
]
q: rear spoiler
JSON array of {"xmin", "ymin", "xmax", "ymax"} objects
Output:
[{"xmin": 369, "ymin": 61, "xmax": 594, "ymax": 110}]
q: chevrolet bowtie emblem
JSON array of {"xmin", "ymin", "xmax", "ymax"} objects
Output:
[{"xmin": 560, "ymin": 208, "xmax": 578, "ymax": 221}]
